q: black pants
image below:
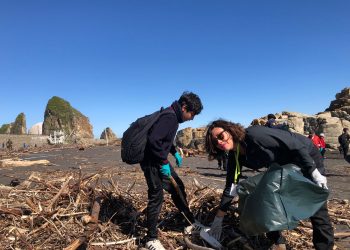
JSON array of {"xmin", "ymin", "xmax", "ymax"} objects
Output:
[
  {"xmin": 141, "ymin": 162, "xmax": 194, "ymax": 240},
  {"xmin": 341, "ymin": 145, "xmax": 348, "ymax": 158},
  {"xmin": 267, "ymin": 202, "xmax": 334, "ymax": 250}
]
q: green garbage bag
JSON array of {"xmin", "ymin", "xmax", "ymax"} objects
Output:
[{"xmin": 237, "ymin": 164, "xmax": 329, "ymax": 236}]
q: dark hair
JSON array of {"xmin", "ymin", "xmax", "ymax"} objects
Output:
[
  {"xmin": 178, "ymin": 91, "xmax": 203, "ymax": 115},
  {"xmin": 205, "ymin": 119, "xmax": 246, "ymax": 160},
  {"xmin": 267, "ymin": 113, "xmax": 276, "ymax": 120},
  {"xmin": 343, "ymin": 128, "xmax": 349, "ymax": 132}
]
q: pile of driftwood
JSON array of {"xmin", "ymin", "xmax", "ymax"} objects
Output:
[{"xmin": 0, "ymin": 169, "xmax": 349, "ymax": 249}]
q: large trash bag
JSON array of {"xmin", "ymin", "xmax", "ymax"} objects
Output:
[{"xmin": 237, "ymin": 164, "xmax": 329, "ymax": 236}]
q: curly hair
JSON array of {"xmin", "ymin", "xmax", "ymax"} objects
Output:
[
  {"xmin": 205, "ymin": 119, "xmax": 246, "ymax": 161},
  {"xmin": 178, "ymin": 91, "xmax": 203, "ymax": 115}
]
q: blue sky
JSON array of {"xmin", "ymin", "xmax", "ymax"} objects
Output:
[{"xmin": 1, "ymin": 0, "xmax": 349, "ymax": 138}]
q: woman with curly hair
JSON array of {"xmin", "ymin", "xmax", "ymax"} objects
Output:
[{"xmin": 205, "ymin": 119, "xmax": 333, "ymax": 250}]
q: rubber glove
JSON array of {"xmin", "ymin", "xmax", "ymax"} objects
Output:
[
  {"xmin": 208, "ymin": 216, "xmax": 223, "ymax": 240},
  {"xmin": 174, "ymin": 152, "xmax": 182, "ymax": 167},
  {"xmin": 160, "ymin": 163, "xmax": 171, "ymax": 177},
  {"xmin": 311, "ymin": 168, "xmax": 328, "ymax": 189}
]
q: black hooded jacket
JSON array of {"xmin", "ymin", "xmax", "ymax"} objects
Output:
[
  {"xmin": 219, "ymin": 125, "xmax": 321, "ymax": 211},
  {"xmin": 143, "ymin": 101, "xmax": 183, "ymax": 166}
]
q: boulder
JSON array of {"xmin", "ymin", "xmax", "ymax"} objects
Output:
[
  {"xmin": 176, "ymin": 127, "xmax": 193, "ymax": 148},
  {"xmin": 100, "ymin": 127, "xmax": 117, "ymax": 140},
  {"xmin": 42, "ymin": 96, "xmax": 93, "ymax": 139}
]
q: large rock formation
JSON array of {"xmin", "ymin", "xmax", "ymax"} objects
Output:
[
  {"xmin": 252, "ymin": 88, "xmax": 350, "ymax": 149},
  {"xmin": 0, "ymin": 113, "xmax": 26, "ymax": 135},
  {"xmin": 0, "ymin": 124, "xmax": 11, "ymax": 134},
  {"xmin": 28, "ymin": 122, "xmax": 43, "ymax": 135},
  {"xmin": 100, "ymin": 127, "xmax": 117, "ymax": 141},
  {"xmin": 176, "ymin": 127, "xmax": 206, "ymax": 152},
  {"xmin": 42, "ymin": 96, "xmax": 93, "ymax": 139},
  {"xmin": 10, "ymin": 112, "xmax": 27, "ymax": 134}
]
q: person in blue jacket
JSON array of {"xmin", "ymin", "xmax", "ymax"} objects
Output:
[
  {"xmin": 141, "ymin": 91, "xmax": 203, "ymax": 250},
  {"xmin": 205, "ymin": 119, "xmax": 333, "ymax": 250}
]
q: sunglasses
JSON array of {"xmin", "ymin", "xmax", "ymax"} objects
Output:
[{"xmin": 212, "ymin": 130, "xmax": 227, "ymax": 145}]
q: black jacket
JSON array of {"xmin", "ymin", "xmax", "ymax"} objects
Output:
[
  {"xmin": 143, "ymin": 101, "xmax": 183, "ymax": 166},
  {"xmin": 220, "ymin": 126, "xmax": 320, "ymax": 211}
]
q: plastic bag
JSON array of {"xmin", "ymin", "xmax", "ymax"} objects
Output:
[{"xmin": 237, "ymin": 164, "xmax": 329, "ymax": 236}]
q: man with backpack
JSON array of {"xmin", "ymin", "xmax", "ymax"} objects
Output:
[
  {"xmin": 140, "ymin": 91, "xmax": 203, "ymax": 250},
  {"xmin": 338, "ymin": 128, "xmax": 350, "ymax": 159}
]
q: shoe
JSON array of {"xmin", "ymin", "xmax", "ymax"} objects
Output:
[
  {"xmin": 145, "ymin": 239, "xmax": 166, "ymax": 250},
  {"xmin": 184, "ymin": 221, "xmax": 205, "ymax": 235},
  {"xmin": 269, "ymin": 243, "xmax": 286, "ymax": 250}
]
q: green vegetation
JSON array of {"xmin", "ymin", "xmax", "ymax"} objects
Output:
[
  {"xmin": 0, "ymin": 124, "xmax": 11, "ymax": 134},
  {"xmin": 44, "ymin": 96, "xmax": 86, "ymax": 134},
  {"xmin": 11, "ymin": 112, "xmax": 26, "ymax": 134}
]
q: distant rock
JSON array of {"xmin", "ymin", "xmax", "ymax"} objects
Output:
[
  {"xmin": 0, "ymin": 123, "xmax": 11, "ymax": 134},
  {"xmin": 176, "ymin": 127, "xmax": 206, "ymax": 152},
  {"xmin": 10, "ymin": 113, "xmax": 27, "ymax": 135},
  {"xmin": 42, "ymin": 96, "xmax": 93, "ymax": 139},
  {"xmin": 100, "ymin": 127, "xmax": 117, "ymax": 140},
  {"xmin": 28, "ymin": 122, "xmax": 43, "ymax": 135}
]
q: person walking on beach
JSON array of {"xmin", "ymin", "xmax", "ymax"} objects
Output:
[{"xmin": 141, "ymin": 91, "xmax": 203, "ymax": 250}]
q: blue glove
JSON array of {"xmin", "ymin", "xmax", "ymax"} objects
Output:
[
  {"xmin": 174, "ymin": 152, "xmax": 182, "ymax": 167},
  {"xmin": 160, "ymin": 163, "xmax": 171, "ymax": 177}
]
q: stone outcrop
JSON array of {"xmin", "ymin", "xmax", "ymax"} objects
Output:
[
  {"xmin": 42, "ymin": 96, "xmax": 93, "ymax": 139},
  {"xmin": 28, "ymin": 122, "xmax": 43, "ymax": 135},
  {"xmin": 0, "ymin": 113, "xmax": 26, "ymax": 135},
  {"xmin": 100, "ymin": 127, "xmax": 117, "ymax": 141},
  {"xmin": 10, "ymin": 113, "xmax": 27, "ymax": 135},
  {"xmin": 176, "ymin": 127, "xmax": 206, "ymax": 152},
  {"xmin": 0, "ymin": 124, "xmax": 11, "ymax": 134}
]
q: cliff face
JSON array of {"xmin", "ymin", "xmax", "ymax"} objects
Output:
[
  {"xmin": 0, "ymin": 113, "xmax": 26, "ymax": 135},
  {"xmin": 10, "ymin": 113, "xmax": 27, "ymax": 135},
  {"xmin": 0, "ymin": 124, "xmax": 11, "ymax": 134},
  {"xmin": 42, "ymin": 96, "xmax": 93, "ymax": 139}
]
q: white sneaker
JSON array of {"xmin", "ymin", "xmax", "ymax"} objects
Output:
[
  {"xmin": 184, "ymin": 221, "xmax": 205, "ymax": 235},
  {"xmin": 145, "ymin": 239, "xmax": 166, "ymax": 250}
]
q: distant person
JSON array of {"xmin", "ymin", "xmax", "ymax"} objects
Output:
[
  {"xmin": 308, "ymin": 131, "xmax": 321, "ymax": 150},
  {"xmin": 140, "ymin": 91, "xmax": 203, "ymax": 250},
  {"xmin": 319, "ymin": 133, "xmax": 326, "ymax": 159},
  {"xmin": 217, "ymin": 151, "xmax": 228, "ymax": 170},
  {"xmin": 6, "ymin": 139, "xmax": 13, "ymax": 150},
  {"xmin": 338, "ymin": 128, "xmax": 350, "ymax": 159},
  {"xmin": 265, "ymin": 114, "xmax": 277, "ymax": 128},
  {"xmin": 265, "ymin": 114, "xmax": 289, "ymax": 131}
]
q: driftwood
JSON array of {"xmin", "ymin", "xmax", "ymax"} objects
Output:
[
  {"xmin": 0, "ymin": 168, "xmax": 349, "ymax": 250},
  {"xmin": 64, "ymin": 197, "xmax": 102, "ymax": 250}
]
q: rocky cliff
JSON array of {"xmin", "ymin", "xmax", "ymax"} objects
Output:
[
  {"xmin": 10, "ymin": 112, "xmax": 27, "ymax": 134},
  {"xmin": 0, "ymin": 124, "xmax": 11, "ymax": 134},
  {"xmin": 0, "ymin": 113, "xmax": 27, "ymax": 135},
  {"xmin": 42, "ymin": 96, "xmax": 93, "ymax": 139}
]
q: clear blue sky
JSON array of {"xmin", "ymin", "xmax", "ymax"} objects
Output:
[{"xmin": 1, "ymin": 1, "xmax": 349, "ymax": 138}]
